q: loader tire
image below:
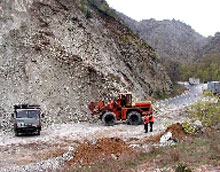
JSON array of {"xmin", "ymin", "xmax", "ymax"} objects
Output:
[
  {"xmin": 127, "ymin": 111, "xmax": 142, "ymax": 125},
  {"xmin": 102, "ymin": 112, "xmax": 116, "ymax": 126}
]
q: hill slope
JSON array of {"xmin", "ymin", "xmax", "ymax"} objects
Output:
[
  {"xmin": 0, "ymin": 0, "xmax": 172, "ymax": 131},
  {"xmin": 118, "ymin": 13, "xmax": 207, "ymax": 80},
  {"xmin": 199, "ymin": 32, "xmax": 220, "ymax": 57},
  {"xmin": 180, "ymin": 32, "xmax": 220, "ymax": 81}
]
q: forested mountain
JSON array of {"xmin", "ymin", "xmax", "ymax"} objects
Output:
[
  {"xmin": 118, "ymin": 12, "xmax": 208, "ymax": 81},
  {"xmin": 180, "ymin": 32, "xmax": 220, "ymax": 82},
  {"xmin": 199, "ymin": 32, "xmax": 220, "ymax": 56}
]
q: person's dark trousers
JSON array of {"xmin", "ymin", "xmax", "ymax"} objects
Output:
[
  {"xmin": 144, "ymin": 123, "xmax": 148, "ymax": 133},
  {"xmin": 150, "ymin": 122, "xmax": 154, "ymax": 132}
]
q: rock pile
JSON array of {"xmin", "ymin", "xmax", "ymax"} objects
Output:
[{"xmin": 148, "ymin": 123, "xmax": 188, "ymax": 146}]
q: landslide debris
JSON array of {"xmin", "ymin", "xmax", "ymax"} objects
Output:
[
  {"xmin": 67, "ymin": 137, "xmax": 132, "ymax": 166},
  {"xmin": 150, "ymin": 123, "xmax": 188, "ymax": 143},
  {"xmin": 0, "ymin": 0, "xmax": 172, "ymax": 133}
]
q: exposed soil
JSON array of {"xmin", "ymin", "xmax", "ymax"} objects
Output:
[{"xmin": 67, "ymin": 137, "xmax": 132, "ymax": 166}]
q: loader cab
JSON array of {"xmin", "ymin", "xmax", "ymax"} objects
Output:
[{"xmin": 118, "ymin": 93, "xmax": 132, "ymax": 107}]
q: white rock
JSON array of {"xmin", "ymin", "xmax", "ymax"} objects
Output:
[
  {"xmin": 193, "ymin": 120, "xmax": 203, "ymax": 128},
  {"xmin": 159, "ymin": 131, "xmax": 174, "ymax": 146}
]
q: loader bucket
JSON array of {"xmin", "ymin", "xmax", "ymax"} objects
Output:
[
  {"xmin": 84, "ymin": 105, "xmax": 92, "ymax": 115},
  {"xmin": 88, "ymin": 102, "xmax": 96, "ymax": 112},
  {"xmin": 88, "ymin": 101, "xmax": 105, "ymax": 115}
]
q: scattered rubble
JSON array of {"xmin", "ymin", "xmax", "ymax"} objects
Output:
[
  {"xmin": 159, "ymin": 131, "xmax": 174, "ymax": 146},
  {"xmin": 194, "ymin": 165, "xmax": 220, "ymax": 172},
  {"xmin": 147, "ymin": 123, "xmax": 188, "ymax": 145},
  {"xmin": 0, "ymin": 145, "xmax": 75, "ymax": 172},
  {"xmin": 193, "ymin": 120, "xmax": 203, "ymax": 128},
  {"xmin": 0, "ymin": 0, "xmax": 172, "ymax": 134}
]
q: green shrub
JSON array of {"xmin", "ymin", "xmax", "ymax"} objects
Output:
[
  {"xmin": 182, "ymin": 120, "xmax": 196, "ymax": 135},
  {"xmin": 175, "ymin": 163, "xmax": 192, "ymax": 172},
  {"xmin": 189, "ymin": 101, "xmax": 220, "ymax": 129},
  {"xmin": 178, "ymin": 53, "xmax": 220, "ymax": 82},
  {"xmin": 203, "ymin": 90, "xmax": 213, "ymax": 97}
]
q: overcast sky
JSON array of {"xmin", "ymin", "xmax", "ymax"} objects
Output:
[{"xmin": 105, "ymin": 0, "xmax": 220, "ymax": 37}]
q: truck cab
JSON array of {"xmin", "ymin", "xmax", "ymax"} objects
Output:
[{"xmin": 12, "ymin": 104, "xmax": 43, "ymax": 136}]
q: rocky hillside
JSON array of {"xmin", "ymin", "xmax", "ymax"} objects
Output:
[
  {"xmin": 118, "ymin": 13, "xmax": 207, "ymax": 80},
  {"xmin": 119, "ymin": 13, "xmax": 207, "ymax": 62},
  {"xmin": 0, "ymin": 0, "xmax": 172, "ymax": 131}
]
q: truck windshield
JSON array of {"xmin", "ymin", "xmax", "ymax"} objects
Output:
[{"xmin": 16, "ymin": 110, "xmax": 39, "ymax": 118}]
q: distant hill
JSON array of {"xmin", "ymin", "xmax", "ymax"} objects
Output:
[
  {"xmin": 118, "ymin": 12, "xmax": 208, "ymax": 80},
  {"xmin": 179, "ymin": 32, "xmax": 220, "ymax": 82},
  {"xmin": 198, "ymin": 32, "xmax": 220, "ymax": 58}
]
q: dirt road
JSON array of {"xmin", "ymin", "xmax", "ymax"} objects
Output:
[{"xmin": 0, "ymin": 110, "xmax": 188, "ymax": 172}]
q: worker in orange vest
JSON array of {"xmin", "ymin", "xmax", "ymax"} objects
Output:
[{"xmin": 144, "ymin": 112, "xmax": 154, "ymax": 133}]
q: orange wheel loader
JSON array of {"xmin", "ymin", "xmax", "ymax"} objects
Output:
[{"xmin": 88, "ymin": 93, "xmax": 153, "ymax": 126}]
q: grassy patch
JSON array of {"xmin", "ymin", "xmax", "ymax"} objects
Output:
[
  {"xmin": 203, "ymin": 90, "xmax": 213, "ymax": 97},
  {"xmin": 189, "ymin": 101, "xmax": 220, "ymax": 129},
  {"xmin": 65, "ymin": 150, "xmax": 161, "ymax": 172}
]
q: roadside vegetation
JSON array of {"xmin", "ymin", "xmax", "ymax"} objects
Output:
[{"xmin": 189, "ymin": 101, "xmax": 220, "ymax": 130}]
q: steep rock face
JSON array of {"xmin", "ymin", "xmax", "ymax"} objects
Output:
[{"xmin": 0, "ymin": 0, "xmax": 172, "ymax": 131}]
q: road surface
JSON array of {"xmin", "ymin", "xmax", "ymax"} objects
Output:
[{"xmin": 155, "ymin": 83, "xmax": 204, "ymax": 111}]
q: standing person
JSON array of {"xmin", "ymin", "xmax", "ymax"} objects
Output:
[
  {"xmin": 149, "ymin": 112, "xmax": 154, "ymax": 132},
  {"xmin": 144, "ymin": 115, "xmax": 149, "ymax": 133},
  {"xmin": 144, "ymin": 112, "xmax": 154, "ymax": 133}
]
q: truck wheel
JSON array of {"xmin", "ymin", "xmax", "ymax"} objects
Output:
[
  {"xmin": 102, "ymin": 112, "xmax": 116, "ymax": 126},
  {"xmin": 127, "ymin": 111, "xmax": 142, "ymax": 125}
]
